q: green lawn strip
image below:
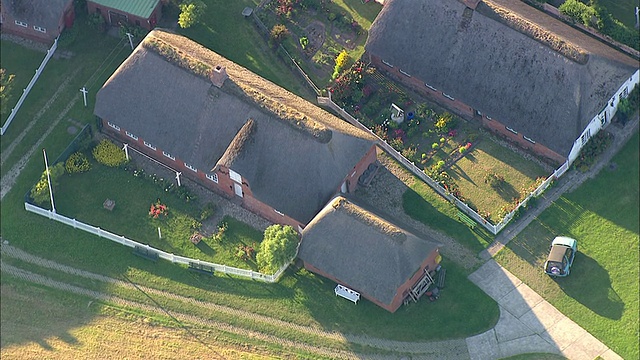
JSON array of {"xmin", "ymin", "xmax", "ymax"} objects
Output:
[
  {"xmin": 0, "ymin": 41, "xmax": 45, "ymax": 122},
  {"xmin": 495, "ymin": 131, "xmax": 639, "ymax": 360},
  {"xmin": 177, "ymin": 0, "xmax": 313, "ymax": 100},
  {"xmin": 597, "ymin": 0, "xmax": 639, "ymax": 28},
  {"xmin": 403, "ymin": 180, "xmax": 493, "ymax": 253},
  {"xmin": 332, "ymin": 0, "xmax": 382, "ymax": 30},
  {"xmin": 448, "ymin": 138, "xmax": 549, "ymax": 221}
]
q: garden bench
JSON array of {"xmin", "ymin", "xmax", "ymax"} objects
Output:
[
  {"xmin": 133, "ymin": 246, "xmax": 159, "ymax": 262},
  {"xmin": 188, "ymin": 262, "xmax": 214, "ymax": 276},
  {"xmin": 456, "ymin": 211, "xmax": 476, "ymax": 229},
  {"xmin": 335, "ymin": 284, "xmax": 360, "ymax": 304},
  {"xmin": 436, "ymin": 268, "xmax": 446, "ymax": 289}
]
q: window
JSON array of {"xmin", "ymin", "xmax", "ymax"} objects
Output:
[
  {"xmin": 125, "ymin": 131, "xmax": 138, "ymax": 140},
  {"xmin": 206, "ymin": 173, "xmax": 218, "ymax": 183},
  {"xmin": 274, "ymin": 209, "xmax": 285, "ymax": 216},
  {"xmin": 107, "ymin": 122, "xmax": 120, "ymax": 131},
  {"xmin": 162, "ymin": 151, "xmax": 175, "ymax": 160},
  {"xmin": 581, "ymin": 129, "xmax": 591, "ymax": 146},
  {"xmin": 184, "ymin": 163, "xmax": 197, "ymax": 172},
  {"xmin": 96, "ymin": 8, "xmax": 101, "ymax": 14},
  {"xmin": 15, "ymin": 20, "xmax": 28, "ymax": 27},
  {"xmin": 33, "ymin": 26, "xmax": 46, "ymax": 33},
  {"xmin": 621, "ymin": 87, "xmax": 629, "ymax": 99},
  {"xmin": 143, "ymin": 141, "xmax": 156, "ymax": 150},
  {"xmin": 229, "ymin": 169, "xmax": 242, "ymax": 183}
]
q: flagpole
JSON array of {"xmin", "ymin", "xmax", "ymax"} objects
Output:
[{"xmin": 43, "ymin": 148, "xmax": 56, "ymax": 213}]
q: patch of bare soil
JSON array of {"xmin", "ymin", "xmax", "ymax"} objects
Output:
[{"xmin": 303, "ymin": 20, "xmax": 326, "ymax": 57}]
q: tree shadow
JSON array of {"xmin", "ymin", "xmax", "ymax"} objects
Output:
[
  {"xmin": 494, "ymin": 181, "xmax": 520, "ymax": 202},
  {"xmin": 555, "ymin": 252, "xmax": 624, "ymax": 320},
  {"xmin": 195, "ymin": 239, "xmax": 216, "ymax": 257},
  {"xmin": 447, "ymin": 163, "xmax": 476, "ymax": 185}
]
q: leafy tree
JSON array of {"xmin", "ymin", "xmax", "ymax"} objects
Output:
[
  {"xmin": 1, "ymin": 68, "xmax": 15, "ymax": 112},
  {"xmin": 178, "ymin": 0, "xmax": 206, "ymax": 29},
  {"xmin": 256, "ymin": 225, "xmax": 299, "ymax": 274},
  {"xmin": 270, "ymin": 24, "xmax": 289, "ymax": 46},
  {"xmin": 30, "ymin": 163, "xmax": 65, "ymax": 205},
  {"xmin": 332, "ymin": 49, "xmax": 350, "ymax": 78}
]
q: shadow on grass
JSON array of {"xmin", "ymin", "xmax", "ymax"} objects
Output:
[
  {"xmin": 494, "ymin": 181, "xmax": 520, "ymax": 203},
  {"xmin": 448, "ymin": 163, "xmax": 476, "ymax": 184},
  {"xmin": 556, "ymin": 252, "xmax": 624, "ymax": 320},
  {"xmin": 195, "ymin": 240, "xmax": 216, "ymax": 257}
]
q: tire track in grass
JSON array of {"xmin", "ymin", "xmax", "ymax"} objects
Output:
[
  {"xmin": 0, "ymin": 94, "xmax": 79, "ymax": 201},
  {"xmin": 1, "ymin": 69, "xmax": 80, "ymax": 166},
  {"xmin": 0, "ymin": 262, "xmax": 362, "ymax": 360},
  {"xmin": 1, "ymin": 244, "xmax": 470, "ymax": 359}
]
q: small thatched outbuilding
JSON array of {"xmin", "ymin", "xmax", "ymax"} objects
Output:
[{"xmin": 299, "ymin": 197, "xmax": 442, "ymax": 312}]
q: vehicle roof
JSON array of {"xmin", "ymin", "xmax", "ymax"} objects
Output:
[
  {"xmin": 552, "ymin": 236, "xmax": 577, "ymax": 248},
  {"xmin": 548, "ymin": 244, "xmax": 569, "ymax": 263}
]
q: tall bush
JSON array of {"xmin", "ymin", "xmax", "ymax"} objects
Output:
[
  {"xmin": 30, "ymin": 163, "xmax": 65, "ymax": 205},
  {"xmin": 256, "ymin": 225, "xmax": 298, "ymax": 274},
  {"xmin": 65, "ymin": 152, "xmax": 91, "ymax": 173},
  {"xmin": 92, "ymin": 139, "xmax": 127, "ymax": 167}
]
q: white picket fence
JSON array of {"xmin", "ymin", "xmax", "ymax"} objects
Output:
[
  {"xmin": 24, "ymin": 202, "xmax": 290, "ymax": 283},
  {"xmin": 318, "ymin": 94, "xmax": 572, "ymax": 235},
  {"xmin": 1, "ymin": 37, "xmax": 59, "ymax": 136}
]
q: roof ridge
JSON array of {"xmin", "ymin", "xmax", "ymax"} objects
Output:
[
  {"xmin": 333, "ymin": 198, "xmax": 407, "ymax": 243},
  {"xmin": 142, "ymin": 34, "xmax": 335, "ymax": 143},
  {"xmin": 479, "ymin": 1, "xmax": 589, "ymax": 64}
]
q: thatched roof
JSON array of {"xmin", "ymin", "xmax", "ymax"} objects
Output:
[
  {"xmin": 365, "ymin": 0, "xmax": 638, "ymax": 157},
  {"xmin": 299, "ymin": 197, "xmax": 441, "ymax": 306},
  {"xmin": 95, "ymin": 29, "xmax": 376, "ymax": 224},
  {"xmin": 2, "ymin": 0, "xmax": 72, "ymax": 33}
]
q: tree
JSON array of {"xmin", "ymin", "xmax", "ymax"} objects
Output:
[
  {"xmin": 256, "ymin": 225, "xmax": 299, "ymax": 274},
  {"xmin": 178, "ymin": 0, "xmax": 206, "ymax": 29},
  {"xmin": 1, "ymin": 68, "xmax": 15, "ymax": 112},
  {"xmin": 270, "ymin": 24, "xmax": 289, "ymax": 46},
  {"xmin": 30, "ymin": 163, "xmax": 65, "ymax": 206}
]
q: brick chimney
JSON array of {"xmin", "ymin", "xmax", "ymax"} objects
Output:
[{"xmin": 210, "ymin": 65, "xmax": 228, "ymax": 88}]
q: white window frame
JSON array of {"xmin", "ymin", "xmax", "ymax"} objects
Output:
[
  {"xmin": 15, "ymin": 20, "xmax": 28, "ymax": 27},
  {"xmin": 162, "ymin": 151, "xmax": 175, "ymax": 160},
  {"xmin": 206, "ymin": 173, "xmax": 219, "ymax": 183},
  {"xmin": 184, "ymin": 163, "xmax": 197, "ymax": 173},
  {"xmin": 274, "ymin": 209, "xmax": 285, "ymax": 216},
  {"xmin": 125, "ymin": 131, "xmax": 138, "ymax": 140},
  {"xmin": 229, "ymin": 169, "xmax": 242, "ymax": 183},
  {"xmin": 107, "ymin": 122, "xmax": 120, "ymax": 131},
  {"xmin": 143, "ymin": 141, "xmax": 156, "ymax": 150},
  {"xmin": 33, "ymin": 25, "xmax": 46, "ymax": 33}
]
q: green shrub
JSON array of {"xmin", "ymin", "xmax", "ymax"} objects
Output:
[
  {"xmin": 434, "ymin": 112, "xmax": 457, "ymax": 133},
  {"xmin": 270, "ymin": 24, "xmax": 289, "ymax": 46},
  {"xmin": 333, "ymin": 50, "xmax": 350, "ymax": 79},
  {"xmin": 30, "ymin": 163, "xmax": 65, "ymax": 205},
  {"xmin": 87, "ymin": 12, "xmax": 106, "ymax": 32},
  {"xmin": 559, "ymin": 0, "xmax": 598, "ymax": 27},
  {"xmin": 92, "ymin": 139, "xmax": 127, "ymax": 167},
  {"xmin": 65, "ymin": 152, "xmax": 91, "ymax": 173},
  {"xmin": 256, "ymin": 225, "xmax": 298, "ymax": 274}
]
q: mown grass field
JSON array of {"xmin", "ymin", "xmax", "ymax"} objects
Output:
[
  {"xmin": 0, "ymin": 41, "xmax": 45, "ymax": 122},
  {"xmin": 495, "ymin": 131, "xmax": 640, "ymax": 359}
]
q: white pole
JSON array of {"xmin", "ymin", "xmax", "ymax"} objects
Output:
[
  {"xmin": 80, "ymin": 87, "xmax": 88, "ymax": 107},
  {"xmin": 43, "ymin": 149, "xmax": 56, "ymax": 213},
  {"xmin": 126, "ymin": 32, "xmax": 134, "ymax": 50},
  {"xmin": 158, "ymin": 227, "xmax": 162, "ymax": 239},
  {"xmin": 175, "ymin": 171, "xmax": 182, "ymax": 187},
  {"xmin": 122, "ymin": 143, "xmax": 129, "ymax": 161}
]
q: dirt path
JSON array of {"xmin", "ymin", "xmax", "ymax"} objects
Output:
[{"xmin": 1, "ymin": 244, "xmax": 470, "ymax": 359}]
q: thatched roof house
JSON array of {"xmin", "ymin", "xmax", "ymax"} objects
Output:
[
  {"xmin": 0, "ymin": 0, "xmax": 75, "ymax": 43},
  {"xmin": 95, "ymin": 29, "xmax": 377, "ymax": 226},
  {"xmin": 365, "ymin": 0, "xmax": 638, "ymax": 159},
  {"xmin": 299, "ymin": 197, "xmax": 442, "ymax": 312}
]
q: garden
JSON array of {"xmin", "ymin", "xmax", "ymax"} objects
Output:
[
  {"xmin": 330, "ymin": 61, "xmax": 550, "ymax": 224},
  {"xmin": 255, "ymin": 0, "xmax": 381, "ymax": 87},
  {"xmin": 29, "ymin": 137, "xmax": 298, "ymax": 275}
]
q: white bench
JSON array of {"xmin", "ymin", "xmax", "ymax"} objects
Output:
[{"xmin": 335, "ymin": 284, "xmax": 360, "ymax": 304}]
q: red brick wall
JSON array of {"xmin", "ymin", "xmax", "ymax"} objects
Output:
[
  {"xmin": 0, "ymin": 3, "xmax": 71, "ymax": 44},
  {"xmin": 343, "ymin": 145, "xmax": 378, "ymax": 193},
  {"xmin": 368, "ymin": 55, "xmax": 566, "ymax": 165}
]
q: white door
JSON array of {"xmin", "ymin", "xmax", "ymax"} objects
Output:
[{"xmin": 233, "ymin": 183, "xmax": 243, "ymax": 197}]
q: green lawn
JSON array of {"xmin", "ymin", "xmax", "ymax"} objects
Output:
[
  {"xmin": 495, "ymin": 131, "xmax": 639, "ymax": 359},
  {"xmin": 0, "ymin": 41, "xmax": 45, "ymax": 122},
  {"xmin": 598, "ymin": 0, "xmax": 639, "ymax": 28},
  {"xmin": 403, "ymin": 179, "xmax": 495, "ymax": 254},
  {"xmin": 447, "ymin": 138, "xmax": 549, "ymax": 222}
]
